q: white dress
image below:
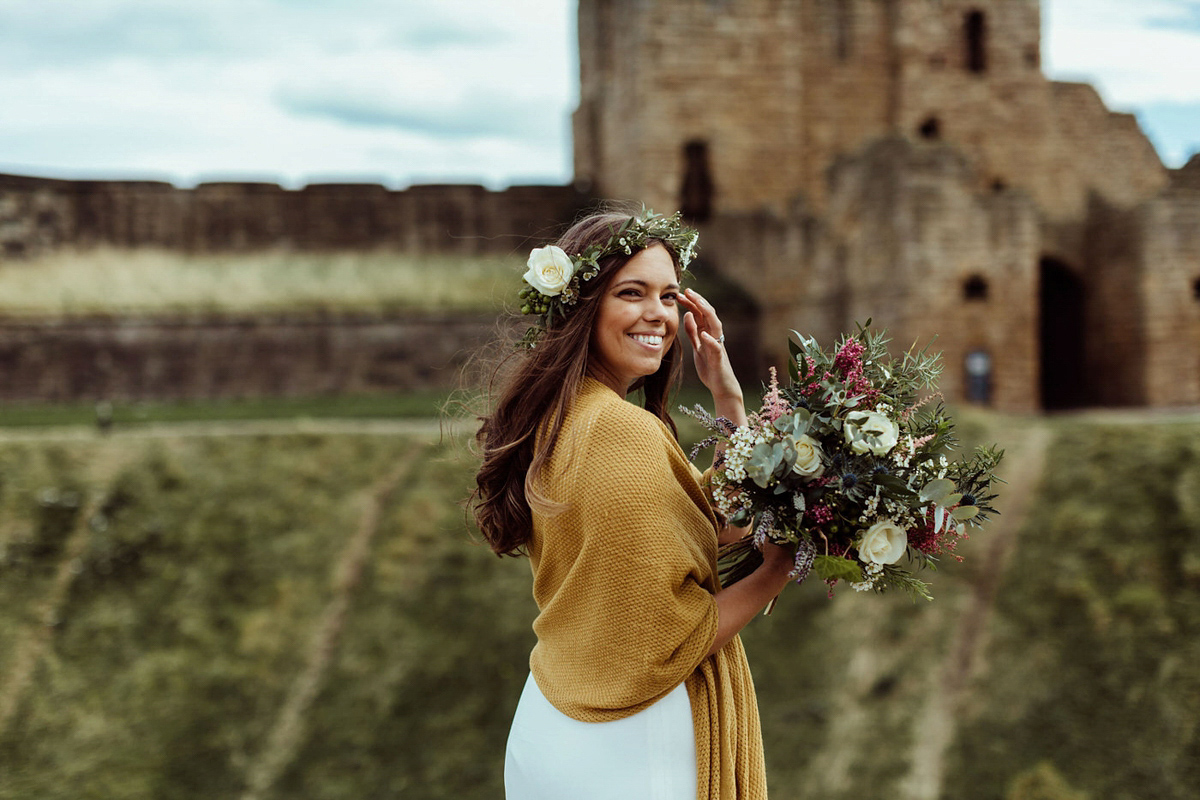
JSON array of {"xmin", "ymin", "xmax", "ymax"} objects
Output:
[{"xmin": 504, "ymin": 672, "xmax": 698, "ymax": 800}]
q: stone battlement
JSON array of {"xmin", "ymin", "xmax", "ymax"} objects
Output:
[{"xmin": 0, "ymin": 174, "xmax": 590, "ymax": 259}]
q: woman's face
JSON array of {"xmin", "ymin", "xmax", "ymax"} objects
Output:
[{"xmin": 588, "ymin": 243, "xmax": 680, "ymax": 394}]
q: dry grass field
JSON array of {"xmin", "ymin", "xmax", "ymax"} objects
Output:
[{"xmin": 0, "ymin": 248, "xmax": 515, "ymax": 317}]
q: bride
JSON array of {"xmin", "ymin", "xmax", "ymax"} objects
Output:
[{"xmin": 472, "ymin": 208, "xmax": 791, "ymax": 799}]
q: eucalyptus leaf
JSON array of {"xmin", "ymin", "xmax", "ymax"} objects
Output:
[
  {"xmin": 919, "ymin": 478, "xmax": 956, "ymax": 503},
  {"xmin": 941, "ymin": 493, "xmax": 963, "ymax": 507},
  {"xmin": 746, "ymin": 442, "xmax": 777, "ymax": 488},
  {"xmin": 951, "ymin": 505, "xmax": 980, "ymax": 521}
]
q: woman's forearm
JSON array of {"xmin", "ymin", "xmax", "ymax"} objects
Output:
[
  {"xmin": 704, "ymin": 550, "xmax": 792, "ymax": 657},
  {"xmin": 712, "ymin": 389, "xmax": 747, "ymax": 429}
]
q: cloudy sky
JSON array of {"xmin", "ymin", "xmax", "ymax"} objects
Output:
[{"xmin": 1, "ymin": 0, "xmax": 1197, "ymax": 190}]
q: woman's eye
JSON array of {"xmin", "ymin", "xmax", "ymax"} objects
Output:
[
  {"xmin": 619, "ymin": 289, "xmax": 641, "ymax": 298},
  {"xmin": 662, "ymin": 292, "xmax": 679, "ymax": 303}
]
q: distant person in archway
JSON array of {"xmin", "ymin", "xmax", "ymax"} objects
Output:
[{"xmin": 471, "ymin": 207, "xmax": 788, "ymax": 799}]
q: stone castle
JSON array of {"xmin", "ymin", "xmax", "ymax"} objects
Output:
[
  {"xmin": 574, "ymin": 0, "xmax": 1200, "ymax": 412},
  {"xmin": 1, "ymin": 0, "xmax": 1197, "ymax": 411}
]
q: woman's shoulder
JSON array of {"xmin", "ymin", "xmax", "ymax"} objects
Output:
[{"xmin": 570, "ymin": 377, "xmax": 673, "ymax": 446}]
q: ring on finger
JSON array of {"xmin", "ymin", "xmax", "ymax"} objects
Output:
[{"xmin": 716, "ymin": 334, "xmax": 726, "ymax": 344}]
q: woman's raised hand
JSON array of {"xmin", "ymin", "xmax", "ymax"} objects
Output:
[{"xmin": 679, "ymin": 288, "xmax": 747, "ymax": 427}]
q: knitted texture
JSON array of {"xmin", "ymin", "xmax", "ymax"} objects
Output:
[{"xmin": 528, "ymin": 377, "xmax": 767, "ymax": 800}]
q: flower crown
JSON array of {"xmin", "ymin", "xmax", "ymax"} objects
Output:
[{"xmin": 518, "ymin": 209, "xmax": 699, "ymax": 348}]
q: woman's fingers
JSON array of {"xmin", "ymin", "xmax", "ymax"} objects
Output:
[
  {"xmin": 683, "ymin": 310, "xmax": 701, "ymax": 350},
  {"xmin": 682, "ymin": 288, "xmax": 724, "ymax": 341}
]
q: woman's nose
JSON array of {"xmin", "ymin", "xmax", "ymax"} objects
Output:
[{"xmin": 643, "ymin": 298, "xmax": 669, "ymax": 321}]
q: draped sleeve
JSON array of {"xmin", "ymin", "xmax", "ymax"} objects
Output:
[{"xmin": 527, "ymin": 379, "xmax": 721, "ymax": 721}]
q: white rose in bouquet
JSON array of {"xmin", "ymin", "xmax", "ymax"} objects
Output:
[
  {"xmin": 791, "ymin": 434, "xmax": 826, "ymax": 479},
  {"xmin": 523, "ymin": 245, "xmax": 576, "ymax": 296},
  {"xmin": 857, "ymin": 519, "xmax": 908, "ymax": 565},
  {"xmin": 843, "ymin": 410, "xmax": 900, "ymax": 456}
]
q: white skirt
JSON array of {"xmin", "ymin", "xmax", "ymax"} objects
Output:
[{"xmin": 504, "ymin": 672, "xmax": 698, "ymax": 800}]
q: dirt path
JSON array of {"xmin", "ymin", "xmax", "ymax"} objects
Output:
[
  {"xmin": 238, "ymin": 443, "xmax": 426, "ymax": 800},
  {"xmin": 900, "ymin": 421, "xmax": 1052, "ymax": 800}
]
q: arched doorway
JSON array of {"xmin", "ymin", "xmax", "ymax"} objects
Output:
[{"xmin": 1039, "ymin": 257, "xmax": 1087, "ymax": 410}]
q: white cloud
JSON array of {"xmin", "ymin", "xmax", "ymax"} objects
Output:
[
  {"xmin": 0, "ymin": 0, "xmax": 1196, "ymax": 186},
  {"xmin": 1045, "ymin": 0, "xmax": 1200, "ymax": 107},
  {"xmin": 0, "ymin": 0, "xmax": 575, "ymax": 187}
]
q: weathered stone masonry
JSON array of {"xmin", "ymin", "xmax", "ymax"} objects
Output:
[{"xmin": 576, "ymin": 0, "xmax": 1200, "ymax": 411}]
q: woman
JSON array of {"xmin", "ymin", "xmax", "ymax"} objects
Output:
[{"xmin": 472, "ymin": 208, "xmax": 793, "ymax": 800}]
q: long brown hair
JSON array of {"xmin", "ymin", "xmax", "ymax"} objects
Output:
[{"xmin": 471, "ymin": 210, "xmax": 687, "ymax": 556}]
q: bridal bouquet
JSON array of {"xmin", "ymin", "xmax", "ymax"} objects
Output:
[{"xmin": 686, "ymin": 322, "xmax": 1004, "ymax": 600}]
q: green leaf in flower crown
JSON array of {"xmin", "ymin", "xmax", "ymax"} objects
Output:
[
  {"xmin": 729, "ymin": 507, "xmax": 752, "ymax": 526},
  {"xmin": 951, "ymin": 505, "xmax": 980, "ymax": 521},
  {"xmin": 919, "ymin": 478, "xmax": 956, "ymax": 503},
  {"xmin": 941, "ymin": 493, "xmax": 963, "ymax": 507},
  {"xmin": 812, "ymin": 555, "xmax": 864, "ymax": 583}
]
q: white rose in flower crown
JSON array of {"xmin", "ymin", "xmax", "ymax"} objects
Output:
[
  {"xmin": 524, "ymin": 245, "xmax": 577, "ymax": 296},
  {"xmin": 791, "ymin": 434, "xmax": 826, "ymax": 479},
  {"xmin": 857, "ymin": 519, "xmax": 908, "ymax": 565},
  {"xmin": 843, "ymin": 410, "xmax": 900, "ymax": 456}
]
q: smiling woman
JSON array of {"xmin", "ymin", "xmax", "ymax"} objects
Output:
[{"xmin": 470, "ymin": 207, "xmax": 790, "ymax": 799}]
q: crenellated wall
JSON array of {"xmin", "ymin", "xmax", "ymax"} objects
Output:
[{"xmin": 0, "ymin": 174, "xmax": 590, "ymax": 259}]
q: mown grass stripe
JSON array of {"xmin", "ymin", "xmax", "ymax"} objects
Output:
[
  {"xmin": 238, "ymin": 441, "xmax": 431, "ymax": 800},
  {"xmin": 902, "ymin": 423, "xmax": 1051, "ymax": 799},
  {"xmin": 0, "ymin": 448, "xmax": 142, "ymax": 734}
]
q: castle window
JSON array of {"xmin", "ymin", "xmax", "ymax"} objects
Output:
[
  {"xmin": 680, "ymin": 140, "xmax": 714, "ymax": 223},
  {"xmin": 964, "ymin": 275, "xmax": 989, "ymax": 300},
  {"xmin": 965, "ymin": 11, "xmax": 987, "ymax": 74},
  {"xmin": 919, "ymin": 117, "xmax": 941, "ymax": 140},
  {"xmin": 835, "ymin": 0, "xmax": 854, "ymax": 61},
  {"xmin": 1193, "ymin": 276, "xmax": 1200, "ymax": 300},
  {"xmin": 1025, "ymin": 45, "xmax": 1040, "ymax": 69}
]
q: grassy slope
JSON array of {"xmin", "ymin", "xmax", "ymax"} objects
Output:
[
  {"xmin": 0, "ymin": 414, "xmax": 1197, "ymax": 799},
  {"xmin": 943, "ymin": 419, "xmax": 1200, "ymax": 800}
]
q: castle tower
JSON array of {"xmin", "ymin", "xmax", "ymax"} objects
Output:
[{"xmin": 574, "ymin": 0, "xmax": 1166, "ymax": 219}]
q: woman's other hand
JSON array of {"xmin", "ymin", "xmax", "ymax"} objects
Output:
[{"xmin": 679, "ymin": 288, "xmax": 747, "ymax": 428}]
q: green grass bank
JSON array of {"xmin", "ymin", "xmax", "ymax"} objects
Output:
[{"xmin": 0, "ymin": 411, "xmax": 1197, "ymax": 799}]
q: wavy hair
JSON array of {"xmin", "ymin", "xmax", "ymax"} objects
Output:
[{"xmin": 471, "ymin": 209, "xmax": 687, "ymax": 556}]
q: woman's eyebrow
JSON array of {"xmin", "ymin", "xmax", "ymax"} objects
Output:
[{"xmin": 612, "ymin": 278, "xmax": 681, "ymax": 290}]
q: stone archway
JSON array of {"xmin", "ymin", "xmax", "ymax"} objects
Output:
[{"xmin": 1038, "ymin": 257, "xmax": 1087, "ymax": 410}]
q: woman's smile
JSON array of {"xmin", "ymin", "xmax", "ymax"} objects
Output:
[{"xmin": 629, "ymin": 332, "xmax": 665, "ymax": 349}]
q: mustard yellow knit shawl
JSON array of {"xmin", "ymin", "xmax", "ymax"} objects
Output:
[{"xmin": 527, "ymin": 377, "xmax": 768, "ymax": 800}]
